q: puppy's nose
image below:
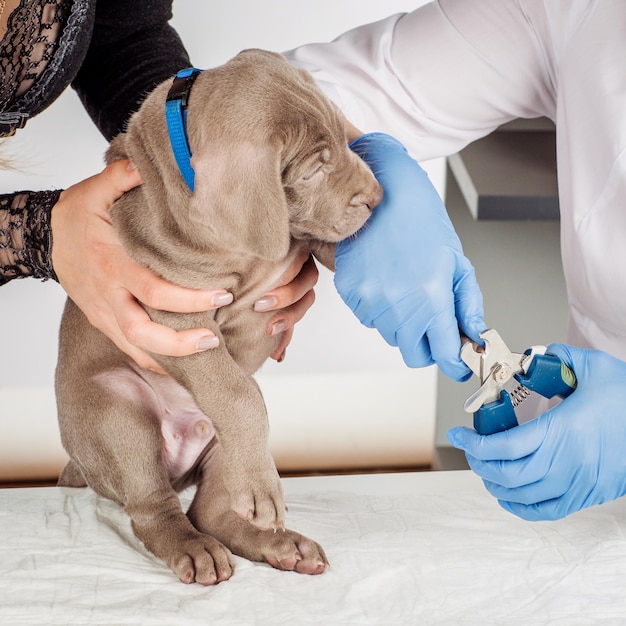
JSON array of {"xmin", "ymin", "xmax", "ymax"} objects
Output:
[{"xmin": 351, "ymin": 181, "xmax": 383, "ymax": 212}]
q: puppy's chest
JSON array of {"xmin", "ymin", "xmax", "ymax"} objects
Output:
[
  {"xmin": 214, "ymin": 253, "xmax": 299, "ymax": 374},
  {"xmin": 216, "ymin": 306, "xmax": 278, "ymax": 375}
]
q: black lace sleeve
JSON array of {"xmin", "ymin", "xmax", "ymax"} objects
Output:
[{"xmin": 0, "ymin": 189, "xmax": 61, "ymax": 284}]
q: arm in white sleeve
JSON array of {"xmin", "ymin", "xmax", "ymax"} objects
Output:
[{"xmin": 285, "ymin": 0, "xmax": 559, "ymax": 161}]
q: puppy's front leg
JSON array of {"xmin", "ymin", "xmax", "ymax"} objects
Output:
[{"xmin": 149, "ymin": 310, "xmax": 285, "ymax": 530}]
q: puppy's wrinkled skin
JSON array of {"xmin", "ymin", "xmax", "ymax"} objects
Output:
[{"xmin": 55, "ymin": 49, "xmax": 382, "ymax": 585}]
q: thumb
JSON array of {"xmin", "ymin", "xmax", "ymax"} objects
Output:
[
  {"xmin": 447, "ymin": 417, "xmax": 549, "ymax": 461},
  {"xmin": 99, "ymin": 160, "xmax": 143, "ymax": 202}
]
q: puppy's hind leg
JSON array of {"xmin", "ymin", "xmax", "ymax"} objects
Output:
[
  {"xmin": 188, "ymin": 443, "xmax": 328, "ymax": 575},
  {"xmin": 58, "ymin": 384, "xmax": 233, "ymax": 586}
]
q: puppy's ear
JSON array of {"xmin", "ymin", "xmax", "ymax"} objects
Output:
[{"xmin": 190, "ymin": 141, "xmax": 290, "ymax": 261}]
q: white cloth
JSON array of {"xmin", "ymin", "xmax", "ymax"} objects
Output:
[
  {"xmin": 286, "ymin": 0, "xmax": 626, "ymax": 359},
  {"xmin": 2, "ymin": 471, "xmax": 626, "ymax": 624}
]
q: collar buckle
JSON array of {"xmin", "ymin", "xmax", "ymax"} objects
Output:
[{"xmin": 165, "ymin": 68, "xmax": 202, "ymax": 191}]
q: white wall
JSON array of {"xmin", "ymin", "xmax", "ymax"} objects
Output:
[{"xmin": 0, "ymin": 1, "xmax": 438, "ymax": 477}]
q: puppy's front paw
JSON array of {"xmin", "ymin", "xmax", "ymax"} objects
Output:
[
  {"xmin": 223, "ymin": 460, "xmax": 286, "ymax": 530},
  {"xmin": 263, "ymin": 528, "xmax": 329, "ymax": 575}
]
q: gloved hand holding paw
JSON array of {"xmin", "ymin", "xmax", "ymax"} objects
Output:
[{"xmin": 335, "ymin": 133, "xmax": 485, "ymax": 381}]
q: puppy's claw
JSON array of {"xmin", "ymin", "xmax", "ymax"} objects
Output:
[{"xmin": 269, "ymin": 520, "xmax": 286, "ymax": 533}]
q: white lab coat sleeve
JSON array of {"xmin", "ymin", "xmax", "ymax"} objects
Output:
[{"xmin": 285, "ymin": 0, "xmax": 558, "ymax": 161}]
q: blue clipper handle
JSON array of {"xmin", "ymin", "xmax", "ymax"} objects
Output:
[
  {"xmin": 515, "ymin": 353, "xmax": 577, "ymax": 400},
  {"xmin": 474, "ymin": 390, "xmax": 518, "ymax": 435}
]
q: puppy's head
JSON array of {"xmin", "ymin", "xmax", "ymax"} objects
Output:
[{"xmin": 119, "ymin": 49, "xmax": 382, "ymax": 262}]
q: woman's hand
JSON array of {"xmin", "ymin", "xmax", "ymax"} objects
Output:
[
  {"xmin": 254, "ymin": 251, "xmax": 319, "ymax": 362},
  {"xmin": 51, "ymin": 160, "xmax": 233, "ymax": 373}
]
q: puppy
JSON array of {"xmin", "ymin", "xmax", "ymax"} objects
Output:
[{"xmin": 55, "ymin": 49, "xmax": 382, "ymax": 585}]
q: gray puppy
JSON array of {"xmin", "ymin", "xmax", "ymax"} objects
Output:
[{"xmin": 55, "ymin": 49, "xmax": 382, "ymax": 585}]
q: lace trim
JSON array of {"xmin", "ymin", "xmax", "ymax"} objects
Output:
[
  {"xmin": 1, "ymin": 0, "xmax": 71, "ymax": 109},
  {"xmin": 0, "ymin": 189, "xmax": 61, "ymax": 283}
]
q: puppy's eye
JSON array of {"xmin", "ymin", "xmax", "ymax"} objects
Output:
[
  {"xmin": 301, "ymin": 149, "xmax": 331, "ymax": 182},
  {"xmin": 302, "ymin": 163, "xmax": 324, "ymax": 181}
]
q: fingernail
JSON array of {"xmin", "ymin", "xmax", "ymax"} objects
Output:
[
  {"xmin": 270, "ymin": 320, "xmax": 287, "ymax": 336},
  {"xmin": 211, "ymin": 292, "xmax": 233, "ymax": 307},
  {"xmin": 196, "ymin": 335, "xmax": 219, "ymax": 351},
  {"xmin": 126, "ymin": 160, "xmax": 137, "ymax": 171},
  {"xmin": 274, "ymin": 348, "xmax": 286, "ymax": 363},
  {"xmin": 254, "ymin": 296, "xmax": 278, "ymax": 312}
]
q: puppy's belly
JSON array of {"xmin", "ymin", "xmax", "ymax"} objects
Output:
[{"xmin": 96, "ymin": 367, "xmax": 216, "ymax": 481}]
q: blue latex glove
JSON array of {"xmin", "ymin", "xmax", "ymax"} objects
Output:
[
  {"xmin": 335, "ymin": 133, "xmax": 485, "ymax": 381},
  {"xmin": 448, "ymin": 343, "xmax": 626, "ymax": 520}
]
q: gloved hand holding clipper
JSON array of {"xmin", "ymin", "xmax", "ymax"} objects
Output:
[
  {"xmin": 335, "ymin": 133, "xmax": 485, "ymax": 382},
  {"xmin": 449, "ymin": 343, "xmax": 626, "ymax": 521}
]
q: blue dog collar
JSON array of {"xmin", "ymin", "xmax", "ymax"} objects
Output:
[{"xmin": 165, "ymin": 67, "xmax": 202, "ymax": 191}]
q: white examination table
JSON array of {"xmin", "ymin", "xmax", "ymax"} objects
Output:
[{"xmin": 1, "ymin": 470, "xmax": 625, "ymax": 625}]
